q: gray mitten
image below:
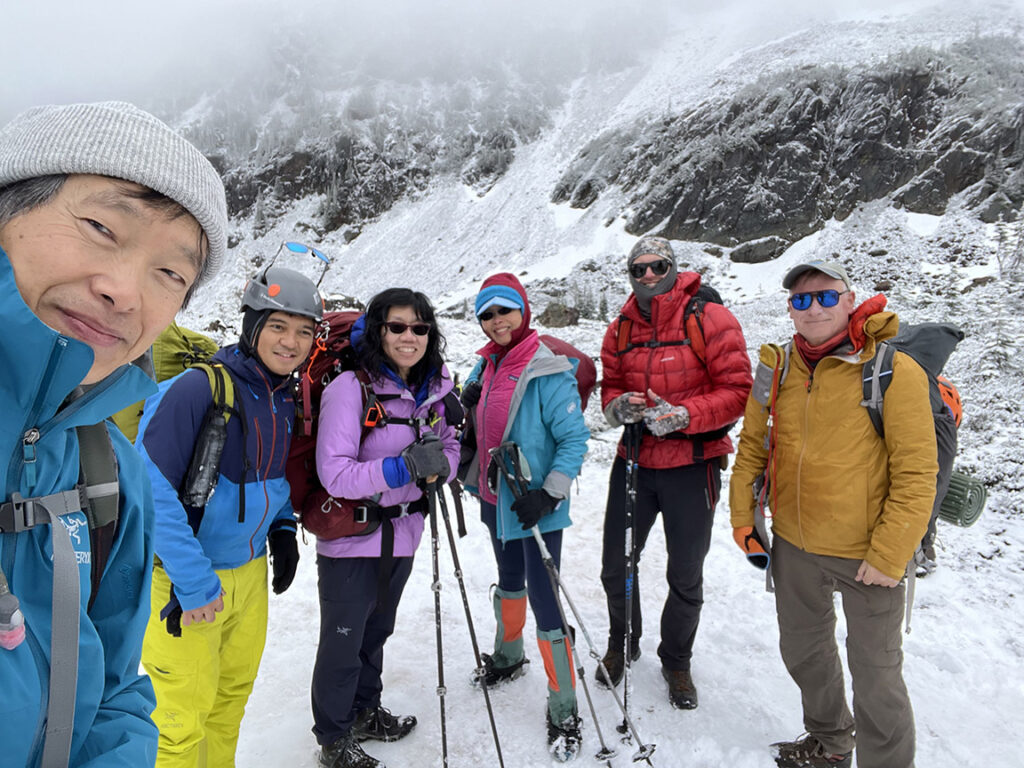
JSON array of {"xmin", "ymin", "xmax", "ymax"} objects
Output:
[
  {"xmin": 606, "ymin": 392, "xmax": 646, "ymax": 426},
  {"xmin": 643, "ymin": 395, "xmax": 690, "ymax": 436},
  {"xmin": 401, "ymin": 433, "xmax": 450, "ymax": 482}
]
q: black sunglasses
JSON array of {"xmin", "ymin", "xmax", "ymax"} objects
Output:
[
  {"xmin": 383, "ymin": 321, "xmax": 431, "ymax": 336},
  {"xmin": 478, "ymin": 306, "xmax": 517, "ymax": 322},
  {"xmin": 629, "ymin": 260, "xmax": 672, "ymax": 279}
]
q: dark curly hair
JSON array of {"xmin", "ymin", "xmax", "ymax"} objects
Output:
[{"xmin": 357, "ymin": 288, "xmax": 447, "ymax": 388}]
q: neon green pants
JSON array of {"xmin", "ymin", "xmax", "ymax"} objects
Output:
[{"xmin": 142, "ymin": 556, "xmax": 269, "ymax": 768}]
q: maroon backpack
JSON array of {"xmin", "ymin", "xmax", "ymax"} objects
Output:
[{"xmin": 539, "ymin": 335, "xmax": 597, "ymax": 410}]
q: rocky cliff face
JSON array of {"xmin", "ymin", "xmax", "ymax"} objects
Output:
[
  {"xmin": 185, "ymin": 80, "xmax": 555, "ymax": 240},
  {"xmin": 553, "ymin": 36, "xmax": 1024, "ymax": 260}
]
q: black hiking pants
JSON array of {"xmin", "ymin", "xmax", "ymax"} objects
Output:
[
  {"xmin": 311, "ymin": 554, "xmax": 414, "ymax": 746},
  {"xmin": 600, "ymin": 456, "xmax": 720, "ymax": 671}
]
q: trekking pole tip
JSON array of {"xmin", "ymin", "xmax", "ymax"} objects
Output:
[
  {"xmin": 595, "ymin": 746, "xmax": 617, "ymax": 761},
  {"xmin": 632, "ymin": 743, "xmax": 656, "ymax": 764}
]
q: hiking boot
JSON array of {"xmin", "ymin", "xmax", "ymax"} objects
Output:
[
  {"xmin": 661, "ymin": 667, "xmax": 698, "ymax": 710},
  {"xmin": 915, "ymin": 557, "xmax": 937, "ymax": 577},
  {"xmin": 471, "ymin": 652, "xmax": 529, "ymax": 688},
  {"xmin": 350, "ymin": 705, "xmax": 417, "ymax": 743},
  {"xmin": 319, "ymin": 735, "xmax": 384, "ymax": 768},
  {"xmin": 771, "ymin": 734, "xmax": 852, "ymax": 767},
  {"xmin": 593, "ymin": 644, "xmax": 641, "ymax": 688},
  {"xmin": 547, "ymin": 712, "xmax": 583, "ymax": 763}
]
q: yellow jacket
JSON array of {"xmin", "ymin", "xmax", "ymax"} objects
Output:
[{"xmin": 729, "ymin": 311, "xmax": 937, "ymax": 580}]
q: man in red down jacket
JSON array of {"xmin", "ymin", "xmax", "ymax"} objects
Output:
[{"xmin": 596, "ymin": 236, "xmax": 752, "ymax": 711}]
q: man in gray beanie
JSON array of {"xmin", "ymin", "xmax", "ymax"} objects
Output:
[
  {"xmin": 595, "ymin": 235, "xmax": 752, "ymax": 711},
  {"xmin": 0, "ymin": 101, "xmax": 227, "ymax": 768}
]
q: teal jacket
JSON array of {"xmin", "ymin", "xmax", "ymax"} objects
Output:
[
  {"xmin": 465, "ymin": 340, "xmax": 590, "ymax": 542},
  {"xmin": 0, "ymin": 249, "xmax": 159, "ymax": 767}
]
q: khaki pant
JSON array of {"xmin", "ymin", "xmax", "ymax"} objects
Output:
[
  {"xmin": 772, "ymin": 537, "xmax": 914, "ymax": 768},
  {"xmin": 143, "ymin": 556, "xmax": 269, "ymax": 768}
]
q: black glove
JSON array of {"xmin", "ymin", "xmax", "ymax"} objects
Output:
[
  {"xmin": 460, "ymin": 381, "xmax": 482, "ymax": 410},
  {"xmin": 268, "ymin": 529, "xmax": 299, "ymax": 594},
  {"xmin": 160, "ymin": 587, "xmax": 183, "ymax": 638},
  {"xmin": 511, "ymin": 489, "xmax": 558, "ymax": 530},
  {"xmin": 401, "ymin": 433, "xmax": 450, "ymax": 483}
]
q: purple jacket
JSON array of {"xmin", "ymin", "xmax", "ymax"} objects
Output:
[{"xmin": 315, "ymin": 365, "xmax": 460, "ymax": 558}]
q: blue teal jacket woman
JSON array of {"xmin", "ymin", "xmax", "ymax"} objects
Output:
[
  {"xmin": 137, "ymin": 344, "xmax": 298, "ymax": 612},
  {"xmin": 0, "ymin": 250, "xmax": 159, "ymax": 767},
  {"xmin": 463, "ymin": 343, "xmax": 590, "ymax": 543}
]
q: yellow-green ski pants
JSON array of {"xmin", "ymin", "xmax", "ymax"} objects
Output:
[{"xmin": 142, "ymin": 556, "xmax": 269, "ymax": 768}]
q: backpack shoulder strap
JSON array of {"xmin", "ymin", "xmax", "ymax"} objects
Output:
[
  {"xmin": 683, "ymin": 296, "xmax": 708, "ymax": 366},
  {"xmin": 615, "ymin": 314, "xmax": 633, "ymax": 356},
  {"xmin": 861, "ymin": 341, "xmax": 896, "ymax": 439},
  {"xmin": 76, "ymin": 423, "xmax": 119, "ymax": 614},
  {"xmin": 190, "ymin": 362, "xmax": 236, "ymax": 422}
]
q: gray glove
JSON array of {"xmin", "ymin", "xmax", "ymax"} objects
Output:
[
  {"xmin": 401, "ymin": 433, "xmax": 450, "ymax": 483},
  {"xmin": 606, "ymin": 392, "xmax": 646, "ymax": 426},
  {"xmin": 643, "ymin": 395, "xmax": 690, "ymax": 436}
]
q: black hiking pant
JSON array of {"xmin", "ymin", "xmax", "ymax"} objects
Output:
[
  {"xmin": 600, "ymin": 456, "xmax": 720, "ymax": 672},
  {"xmin": 311, "ymin": 554, "xmax": 414, "ymax": 746}
]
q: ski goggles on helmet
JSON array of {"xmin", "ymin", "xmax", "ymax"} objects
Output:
[
  {"xmin": 477, "ymin": 306, "xmax": 517, "ymax": 322},
  {"xmin": 628, "ymin": 259, "xmax": 671, "ymax": 279},
  {"xmin": 788, "ymin": 289, "xmax": 849, "ymax": 311},
  {"xmin": 384, "ymin": 321, "xmax": 431, "ymax": 336}
]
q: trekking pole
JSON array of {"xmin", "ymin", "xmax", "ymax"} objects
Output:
[
  {"xmin": 493, "ymin": 446, "xmax": 616, "ymax": 765},
  {"xmin": 490, "ymin": 444, "xmax": 655, "ymax": 765},
  {"xmin": 432, "ymin": 482, "xmax": 506, "ymax": 768},
  {"xmin": 619, "ymin": 422, "xmax": 643, "ymax": 741},
  {"xmin": 426, "ymin": 485, "xmax": 449, "ymax": 766}
]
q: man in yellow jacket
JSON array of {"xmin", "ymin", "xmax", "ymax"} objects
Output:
[{"xmin": 730, "ymin": 260, "xmax": 937, "ymax": 768}]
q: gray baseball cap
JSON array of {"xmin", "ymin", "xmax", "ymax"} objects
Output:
[{"xmin": 782, "ymin": 260, "xmax": 851, "ymax": 290}]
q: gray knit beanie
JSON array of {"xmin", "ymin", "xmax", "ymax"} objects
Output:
[{"xmin": 0, "ymin": 101, "xmax": 227, "ymax": 287}]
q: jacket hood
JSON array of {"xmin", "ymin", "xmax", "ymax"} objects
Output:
[{"xmin": 477, "ymin": 272, "xmax": 532, "ymax": 351}]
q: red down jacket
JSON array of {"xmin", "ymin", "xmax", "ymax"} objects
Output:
[{"xmin": 600, "ymin": 272, "xmax": 752, "ymax": 469}]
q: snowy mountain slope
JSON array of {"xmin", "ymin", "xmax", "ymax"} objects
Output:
[{"xmin": 152, "ymin": 4, "xmax": 1024, "ymax": 766}]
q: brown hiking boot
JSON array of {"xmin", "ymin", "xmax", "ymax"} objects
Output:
[
  {"xmin": 771, "ymin": 734, "xmax": 851, "ymax": 767},
  {"xmin": 661, "ymin": 667, "xmax": 698, "ymax": 710},
  {"xmin": 594, "ymin": 644, "xmax": 641, "ymax": 688}
]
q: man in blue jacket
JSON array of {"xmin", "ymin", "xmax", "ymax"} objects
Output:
[
  {"xmin": 137, "ymin": 265, "xmax": 322, "ymax": 767},
  {"xmin": 0, "ymin": 102, "xmax": 227, "ymax": 768}
]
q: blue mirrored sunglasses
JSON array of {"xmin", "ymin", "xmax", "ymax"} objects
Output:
[
  {"xmin": 285, "ymin": 241, "xmax": 330, "ymax": 265},
  {"xmin": 788, "ymin": 290, "xmax": 848, "ymax": 311}
]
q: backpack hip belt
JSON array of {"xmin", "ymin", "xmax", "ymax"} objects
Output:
[{"xmin": 341, "ymin": 496, "xmax": 428, "ymax": 525}]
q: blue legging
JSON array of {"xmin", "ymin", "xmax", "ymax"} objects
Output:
[{"xmin": 480, "ymin": 501, "xmax": 564, "ymax": 632}]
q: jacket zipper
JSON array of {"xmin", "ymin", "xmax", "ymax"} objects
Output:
[
  {"xmin": 795, "ymin": 370, "xmax": 814, "ymax": 551},
  {"xmin": 7, "ymin": 339, "xmax": 67, "ymax": 492}
]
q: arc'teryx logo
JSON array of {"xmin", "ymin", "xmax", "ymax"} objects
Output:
[
  {"xmin": 58, "ymin": 515, "xmax": 91, "ymax": 565},
  {"xmin": 60, "ymin": 516, "xmax": 85, "ymax": 545}
]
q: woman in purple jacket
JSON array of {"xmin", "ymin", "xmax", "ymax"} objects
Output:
[{"xmin": 311, "ymin": 288, "xmax": 459, "ymax": 768}]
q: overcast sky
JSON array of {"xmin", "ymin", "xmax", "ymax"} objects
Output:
[{"xmin": 1, "ymin": 0, "xmax": 1013, "ymax": 124}]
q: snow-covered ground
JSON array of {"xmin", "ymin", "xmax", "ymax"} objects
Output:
[
  {"xmin": 149, "ymin": 2, "xmax": 1024, "ymax": 765},
  {"xmin": 235, "ymin": 341, "xmax": 1020, "ymax": 767}
]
